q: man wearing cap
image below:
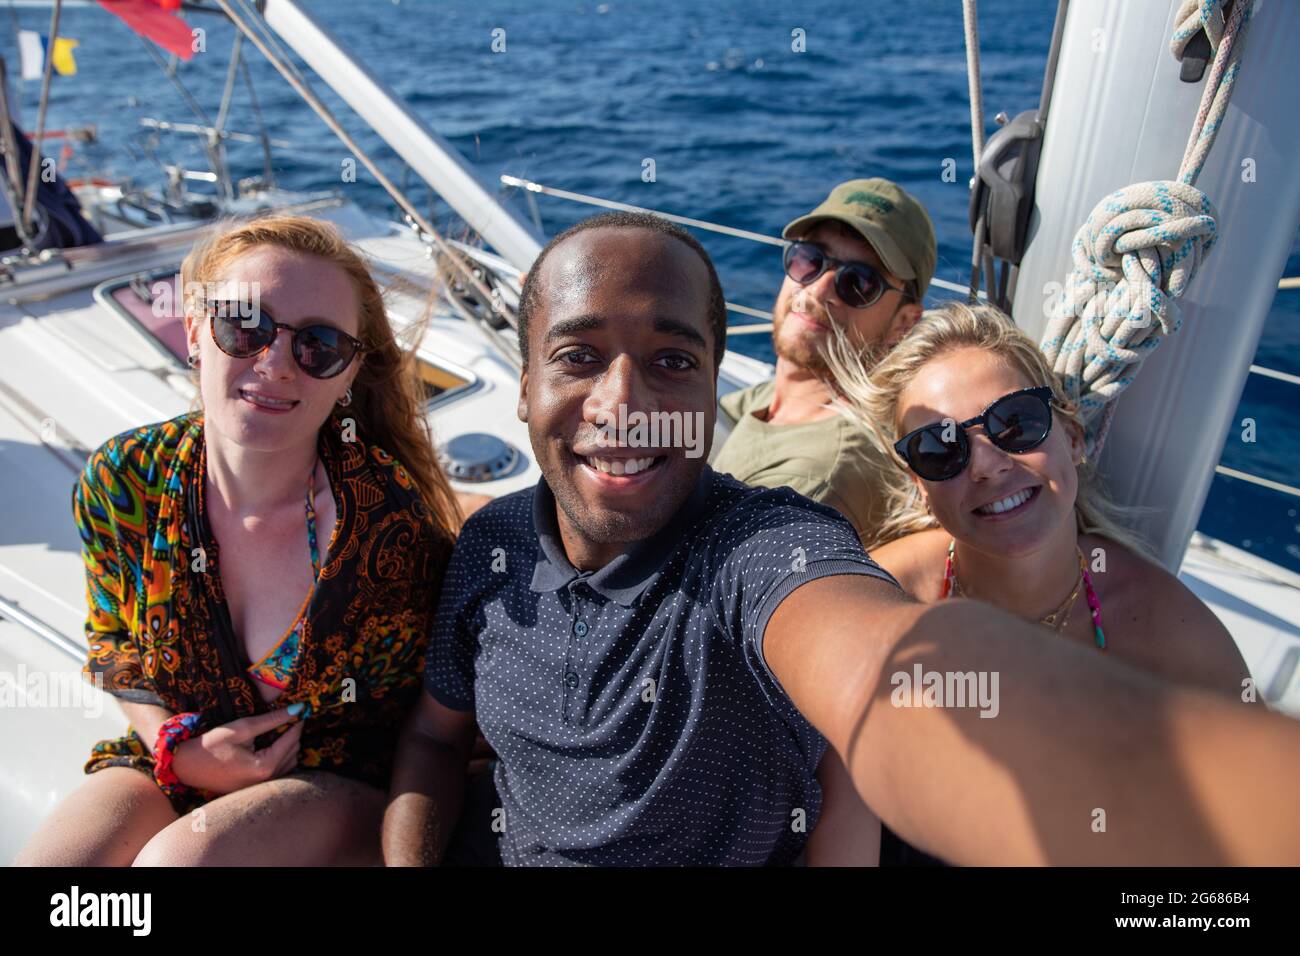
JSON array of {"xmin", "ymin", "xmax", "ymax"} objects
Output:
[{"xmin": 711, "ymin": 178, "xmax": 937, "ymax": 543}]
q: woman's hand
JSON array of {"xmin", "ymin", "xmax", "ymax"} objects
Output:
[{"xmin": 171, "ymin": 709, "xmax": 303, "ymax": 795}]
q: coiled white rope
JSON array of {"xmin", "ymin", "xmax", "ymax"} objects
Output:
[{"xmin": 1040, "ymin": 0, "xmax": 1254, "ymax": 454}]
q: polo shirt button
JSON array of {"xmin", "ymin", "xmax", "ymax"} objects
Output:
[
  {"xmin": 573, "ymin": 620, "xmax": 588, "ymax": 637},
  {"xmin": 564, "ymin": 671, "xmax": 579, "ymax": 689}
]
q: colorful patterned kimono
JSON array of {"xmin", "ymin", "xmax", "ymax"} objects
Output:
[{"xmin": 75, "ymin": 411, "xmax": 453, "ymax": 813}]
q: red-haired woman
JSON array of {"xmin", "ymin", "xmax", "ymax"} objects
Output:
[{"xmin": 17, "ymin": 216, "xmax": 461, "ymax": 865}]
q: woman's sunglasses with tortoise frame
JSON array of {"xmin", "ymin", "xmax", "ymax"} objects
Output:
[{"xmin": 207, "ymin": 300, "xmax": 367, "ymax": 380}]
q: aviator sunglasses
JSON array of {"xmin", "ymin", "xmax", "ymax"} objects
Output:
[
  {"xmin": 207, "ymin": 300, "xmax": 367, "ymax": 379},
  {"xmin": 893, "ymin": 386, "xmax": 1056, "ymax": 482},
  {"xmin": 782, "ymin": 240, "xmax": 913, "ymax": 310}
]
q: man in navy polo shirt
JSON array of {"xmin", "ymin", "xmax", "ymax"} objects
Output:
[{"xmin": 383, "ymin": 212, "xmax": 1300, "ymax": 867}]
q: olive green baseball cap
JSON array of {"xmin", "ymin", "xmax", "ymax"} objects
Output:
[{"xmin": 782, "ymin": 178, "xmax": 937, "ymax": 299}]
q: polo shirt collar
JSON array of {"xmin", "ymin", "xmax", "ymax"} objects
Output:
[{"xmin": 530, "ymin": 466, "xmax": 715, "ymax": 607}]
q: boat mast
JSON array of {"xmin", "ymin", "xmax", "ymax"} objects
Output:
[{"xmin": 1011, "ymin": 0, "xmax": 1300, "ymax": 568}]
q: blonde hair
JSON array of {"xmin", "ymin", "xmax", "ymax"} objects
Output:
[
  {"xmin": 181, "ymin": 214, "xmax": 462, "ymax": 542},
  {"xmin": 824, "ymin": 301, "xmax": 1152, "ymax": 556}
]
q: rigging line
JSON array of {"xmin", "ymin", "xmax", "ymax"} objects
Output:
[
  {"xmin": 238, "ymin": 51, "xmax": 275, "ymax": 187},
  {"xmin": 209, "ymin": 33, "xmax": 245, "ymax": 200},
  {"xmin": 962, "ymin": 1, "xmax": 992, "ymax": 307},
  {"xmin": 211, "ymin": 0, "xmax": 516, "ymax": 338},
  {"xmin": 1011, "ymin": 0, "xmax": 1066, "ymax": 317},
  {"xmin": 434, "ymin": 257, "xmax": 524, "ymax": 367},
  {"xmin": 134, "ymin": 33, "xmax": 213, "ymax": 129},
  {"xmin": 230, "ymin": 0, "xmax": 300, "ymax": 74},
  {"xmin": 981, "ymin": 247, "xmax": 996, "ymax": 309},
  {"xmin": 968, "ymin": 212, "xmax": 985, "ymax": 302},
  {"xmin": 499, "ymin": 175, "xmax": 784, "ymax": 246},
  {"xmin": 222, "ymin": 0, "xmax": 492, "ymax": 274},
  {"xmin": 234, "ymin": 0, "xmax": 497, "ymax": 292},
  {"xmin": 0, "ymin": 65, "xmax": 33, "ymax": 245},
  {"xmin": 20, "ymin": 0, "xmax": 59, "ymax": 233},
  {"xmin": 0, "ymin": 591, "xmax": 85, "ymax": 664},
  {"xmin": 213, "ymin": 32, "xmax": 243, "ymax": 134},
  {"xmin": 961, "ymin": 0, "xmax": 985, "ymax": 170},
  {"xmin": 230, "ymin": 0, "xmax": 309, "ymax": 93},
  {"xmin": 1037, "ymin": 0, "xmax": 1070, "ymax": 121},
  {"xmin": 1214, "ymin": 465, "xmax": 1300, "ymax": 500},
  {"xmin": 1004, "ymin": 262, "xmax": 1019, "ymax": 308}
]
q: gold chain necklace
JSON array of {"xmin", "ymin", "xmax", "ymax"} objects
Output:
[{"xmin": 949, "ymin": 547, "xmax": 1086, "ymax": 633}]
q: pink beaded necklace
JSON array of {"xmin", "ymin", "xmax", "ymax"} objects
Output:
[{"xmin": 942, "ymin": 539, "xmax": 1106, "ymax": 649}]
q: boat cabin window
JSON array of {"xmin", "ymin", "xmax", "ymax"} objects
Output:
[
  {"xmin": 95, "ymin": 272, "xmax": 190, "ymax": 365},
  {"xmin": 415, "ymin": 357, "xmax": 470, "ymax": 402}
]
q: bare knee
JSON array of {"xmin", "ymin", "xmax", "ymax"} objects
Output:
[
  {"xmin": 12, "ymin": 841, "xmax": 59, "ymax": 867},
  {"xmin": 134, "ymin": 773, "xmax": 384, "ymax": 866},
  {"xmin": 17, "ymin": 769, "xmax": 175, "ymax": 867},
  {"xmin": 10, "ymin": 835, "xmax": 94, "ymax": 867},
  {"xmin": 132, "ymin": 818, "xmax": 212, "ymax": 867}
]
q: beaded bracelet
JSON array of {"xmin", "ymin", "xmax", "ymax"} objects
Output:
[{"xmin": 152, "ymin": 711, "xmax": 203, "ymax": 796}]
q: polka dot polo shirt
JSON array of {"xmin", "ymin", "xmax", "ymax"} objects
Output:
[{"xmin": 425, "ymin": 465, "xmax": 897, "ymax": 865}]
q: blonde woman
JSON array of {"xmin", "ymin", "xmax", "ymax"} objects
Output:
[
  {"xmin": 817, "ymin": 301, "xmax": 1253, "ymax": 865},
  {"xmin": 17, "ymin": 216, "xmax": 460, "ymax": 866}
]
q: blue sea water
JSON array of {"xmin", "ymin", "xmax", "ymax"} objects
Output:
[{"xmin": 7, "ymin": 0, "xmax": 1297, "ymax": 571}]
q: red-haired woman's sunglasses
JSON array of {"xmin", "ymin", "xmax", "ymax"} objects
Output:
[{"xmin": 208, "ymin": 301, "xmax": 366, "ymax": 380}]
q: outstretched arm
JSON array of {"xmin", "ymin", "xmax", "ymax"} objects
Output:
[{"xmin": 764, "ymin": 573, "xmax": 1300, "ymax": 865}]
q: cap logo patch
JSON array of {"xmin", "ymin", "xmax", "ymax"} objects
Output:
[{"xmin": 845, "ymin": 190, "xmax": 894, "ymax": 214}]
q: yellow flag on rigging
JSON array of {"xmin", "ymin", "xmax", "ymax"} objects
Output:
[{"xmin": 51, "ymin": 38, "xmax": 80, "ymax": 77}]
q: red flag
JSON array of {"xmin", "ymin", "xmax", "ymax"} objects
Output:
[{"xmin": 96, "ymin": 0, "xmax": 195, "ymax": 61}]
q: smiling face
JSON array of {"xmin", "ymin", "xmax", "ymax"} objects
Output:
[
  {"xmin": 517, "ymin": 226, "xmax": 718, "ymax": 566},
  {"xmin": 897, "ymin": 347, "xmax": 1085, "ymax": 558},
  {"xmin": 184, "ymin": 245, "xmax": 362, "ymax": 452},
  {"xmin": 772, "ymin": 221, "xmax": 920, "ymax": 374}
]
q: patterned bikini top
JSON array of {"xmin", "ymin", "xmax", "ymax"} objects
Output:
[{"xmin": 245, "ymin": 462, "xmax": 324, "ymax": 691}]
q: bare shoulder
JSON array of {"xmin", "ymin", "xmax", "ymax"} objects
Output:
[
  {"xmin": 1085, "ymin": 534, "xmax": 1252, "ymax": 701},
  {"xmin": 866, "ymin": 529, "xmax": 949, "ymax": 602}
]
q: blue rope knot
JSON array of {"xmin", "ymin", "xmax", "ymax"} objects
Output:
[
  {"xmin": 1040, "ymin": 181, "xmax": 1217, "ymax": 454},
  {"xmin": 1039, "ymin": 0, "xmax": 1251, "ymax": 457}
]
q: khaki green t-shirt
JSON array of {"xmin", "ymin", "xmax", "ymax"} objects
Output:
[{"xmin": 711, "ymin": 379, "xmax": 893, "ymax": 542}]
